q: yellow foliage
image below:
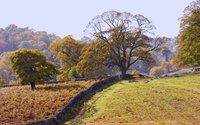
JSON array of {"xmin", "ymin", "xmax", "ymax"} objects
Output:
[
  {"xmin": 77, "ymin": 40, "xmax": 109, "ymax": 79},
  {"xmin": 150, "ymin": 66, "xmax": 166, "ymax": 77},
  {"xmin": 49, "ymin": 36, "xmax": 85, "ymax": 80},
  {"xmin": 131, "ymin": 70, "xmax": 140, "ymax": 76}
]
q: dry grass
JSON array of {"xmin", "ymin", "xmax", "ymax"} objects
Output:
[{"xmin": 0, "ymin": 80, "xmax": 95, "ymax": 125}]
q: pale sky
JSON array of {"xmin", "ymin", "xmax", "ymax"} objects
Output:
[{"xmin": 0, "ymin": 0, "xmax": 192, "ymax": 39}]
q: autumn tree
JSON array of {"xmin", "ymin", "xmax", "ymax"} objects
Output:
[
  {"xmin": 173, "ymin": 0, "xmax": 200, "ymax": 67},
  {"xmin": 49, "ymin": 36, "xmax": 85, "ymax": 80},
  {"xmin": 9, "ymin": 49, "xmax": 58, "ymax": 90},
  {"xmin": 86, "ymin": 11, "xmax": 162, "ymax": 78},
  {"xmin": 0, "ymin": 24, "xmax": 59, "ymax": 53},
  {"xmin": 77, "ymin": 41, "xmax": 109, "ymax": 79}
]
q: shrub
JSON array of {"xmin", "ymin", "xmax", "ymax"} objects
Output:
[
  {"xmin": 68, "ymin": 66, "xmax": 79, "ymax": 81},
  {"xmin": 150, "ymin": 61, "xmax": 177, "ymax": 77},
  {"xmin": 150, "ymin": 66, "xmax": 166, "ymax": 77},
  {"xmin": 131, "ymin": 70, "xmax": 140, "ymax": 76},
  {"xmin": 9, "ymin": 80, "xmax": 17, "ymax": 85},
  {"xmin": 161, "ymin": 61, "xmax": 176, "ymax": 72},
  {"xmin": 0, "ymin": 76, "xmax": 5, "ymax": 85}
]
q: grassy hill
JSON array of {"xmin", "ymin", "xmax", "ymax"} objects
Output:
[
  {"xmin": 68, "ymin": 74, "xmax": 200, "ymax": 125},
  {"xmin": 0, "ymin": 80, "xmax": 95, "ymax": 125}
]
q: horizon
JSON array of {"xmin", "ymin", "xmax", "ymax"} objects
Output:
[{"xmin": 0, "ymin": 0, "xmax": 192, "ymax": 39}]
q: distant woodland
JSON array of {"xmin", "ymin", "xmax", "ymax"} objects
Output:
[{"xmin": 0, "ymin": 24, "xmax": 60, "ymax": 84}]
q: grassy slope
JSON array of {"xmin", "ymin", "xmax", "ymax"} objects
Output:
[
  {"xmin": 69, "ymin": 74, "xmax": 200, "ymax": 125},
  {"xmin": 0, "ymin": 80, "xmax": 95, "ymax": 125}
]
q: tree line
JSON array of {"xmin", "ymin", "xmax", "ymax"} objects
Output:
[{"xmin": 1, "ymin": 0, "xmax": 200, "ymax": 90}]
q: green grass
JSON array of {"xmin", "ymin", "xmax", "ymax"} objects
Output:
[{"xmin": 68, "ymin": 74, "xmax": 200, "ymax": 125}]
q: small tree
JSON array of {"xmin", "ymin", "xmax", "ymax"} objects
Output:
[{"xmin": 9, "ymin": 48, "xmax": 58, "ymax": 90}]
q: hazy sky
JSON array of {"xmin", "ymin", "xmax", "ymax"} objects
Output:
[{"xmin": 0, "ymin": 0, "xmax": 192, "ymax": 39}]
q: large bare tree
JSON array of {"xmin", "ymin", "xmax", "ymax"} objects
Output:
[{"xmin": 86, "ymin": 11, "xmax": 162, "ymax": 78}]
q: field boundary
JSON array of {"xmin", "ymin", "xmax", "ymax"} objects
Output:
[
  {"xmin": 26, "ymin": 76, "xmax": 120, "ymax": 125},
  {"xmin": 0, "ymin": 80, "xmax": 84, "ymax": 88}
]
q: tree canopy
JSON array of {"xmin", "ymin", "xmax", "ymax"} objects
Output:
[
  {"xmin": 86, "ymin": 11, "xmax": 162, "ymax": 78},
  {"xmin": 173, "ymin": 0, "xmax": 200, "ymax": 67},
  {"xmin": 49, "ymin": 36, "xmax": 85, "ymax": 80},
  {"xmin": 0, "ymin": 24, "xmax": 60, "ymax": 54},
  {"xmin": 9, "ymin": 48, "xmax": 58, "ymax": 90},
  {"xmin": 77, "ymin": 40, "xmax": 109, "ymax": 79}
]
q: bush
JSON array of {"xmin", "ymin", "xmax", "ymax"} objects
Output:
[
  {"xmin": 161, "ymin": 61, "xmax": 176, "ymax": 72},
  {"xmin": 0, "ymin": 76, "xmax": 5, "ymax": 85},
  {"xmin": 131, "ymin": 70, "xmax": 140, "ymax": 76},
  {"xmin": 150, "ymin": 61, "xmax": 177, "ymax": 77},
  {"xmin": 68, "ymin": 66, "xmax": 79, "ymax": 81},
  {"xmin": 150, "ymin": 66, "xmax": 166, "ymax": 77},
  {"xmin": 9, "ymin": 80, "xmax": 17, "ymax": 85}
]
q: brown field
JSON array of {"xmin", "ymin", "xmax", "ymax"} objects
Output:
[{"xmin": 0, "ymin": 81, "xmax": 95, "ymax": 125}]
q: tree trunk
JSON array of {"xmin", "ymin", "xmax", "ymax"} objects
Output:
[
  {"xmin": 120, "ymin": 68, "xmax": 127, "ymax": 79},
  {"xmin": 30, "ymin": 81, "xmax": 36, "ymax": 90}
]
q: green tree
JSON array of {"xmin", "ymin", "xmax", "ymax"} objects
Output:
[
  {"xmin": 49, "ymin": 36, "xmax": 85, "ymax": 80},
  {"xmin": 173, "ymin": 0, "xmax": 200, "ymax": 67},
  {"xmin": 68, "ymin": 66, "xmax": 79, "ymax": 81},
  {"xmin": 77, "ymin": 41, "xmax": 109, "ymax": 79},
  {"xmin": 86, "ymin": 11, "xmax": 162, "ymax": 79},
  {"xmin": 9, "ymin": 48, "xmax": 58, "ymax": 90}
]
